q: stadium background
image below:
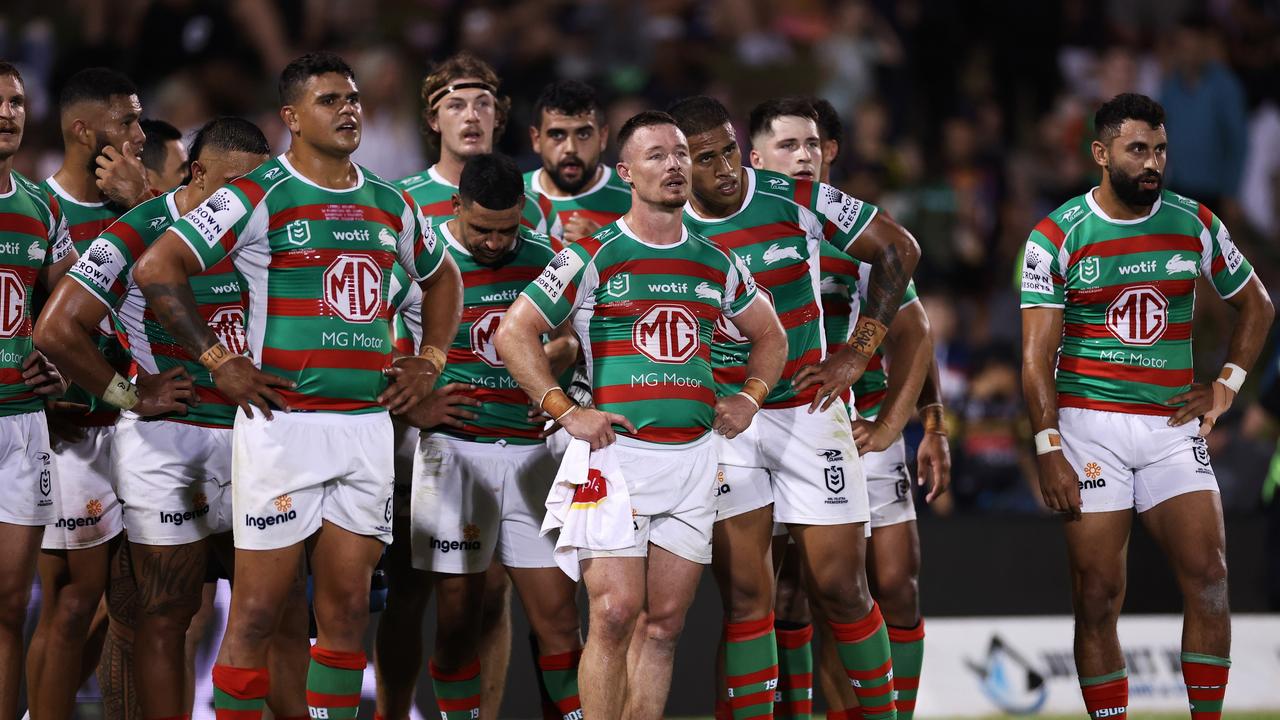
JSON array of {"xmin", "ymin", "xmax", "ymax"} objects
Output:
[{"xmin": 2, "ymin": 0, "xmax": 1278, "ymax": 716}]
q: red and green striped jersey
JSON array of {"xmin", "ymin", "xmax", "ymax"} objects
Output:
[
  {"xmin": 522, "ymin": 166, "xmax": 632, "ymax": 250},
  {"xmin": 817, "ymin": 243, "xmax": 919, "ymax": 420},
  {"xmin": 1021, "ymin": 189, "xmax": 1255, "ymax": 416},
  {"xmin": 388, "ymin": 263, "xmax": 421, "ymax": 355},
  {"xmin": 521, "ymin": 220, "xmax": 758, "ymax": 445},
  {"xmin": 41, "ymin": 177, "xmax": 130, "ymax": 424},
  {"xmin": 67, "ymin": 189, "xmax": 248, "ymax": 428},
  {"xmin": 0, "ymin": 171, "xmax": 74, "ymax": 416},
  {"xmin": 683, "ymin": 167, "xmax": 878, "ymax": 408},
  {"xmin": 169, "ymin": 155, "xmax": 448, "ymax": 414},
  {"xmin": 436, "ymin": 222, "xmax": 556, "ymax": 444},
  {"xmin": 398, "ymin": 164, "xmax": 549, "ymax": 233}
]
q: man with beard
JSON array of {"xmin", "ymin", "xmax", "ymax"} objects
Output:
[
  {"xmin": 1021, "ymin": 93, "xmax": 1273, "ymax": 720},
  {"xmin": 0, "ymin": 60, "xmax": 78, "ymax": 717},
  {"xmin": 132, "ymin": 51, "xmax": 461, "ymax": 718},
  {"xmin": 523, "ymin": 80, "xmax": 631, "ymax": 249},
  {"xmin": 753, "ymin": 97, "xmax": 950, "ymax": 720},
  {"xmin": 670, "ymin": 95, "xmax": 920, "ymax": 720},
  {"xmin": 403, "ymin": 153, "xmax": 582, "ymax": 720},
  {"xmin": 379, "ymin": 50, "xmax": 540, "ymax": 720},
  {"xmin": 495, "ymin": 110, "xmax": 786, "ymax": 720},
  {"xmin": 29, "ymin": 66, "xmax": 151, "ymax": 719}
]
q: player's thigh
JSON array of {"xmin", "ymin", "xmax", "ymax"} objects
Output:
[
  {"xmin": 410, "ymin": 435, "xmax": 502, "ymax": 575},
  {"xmin": 0, "ymin": 521, "xmax": 43, "ymax": 609},
  {"xmin": 710, "ymin": 504, "xmax": 776, "ymax": 615},
  {"xmin": 507, "ymin": 566, "xmax": 579, "ymax": 642},
  {"xmin": 581, "ymin": 556, "xmax": 646, "ymax": 633},
  {"xmin": 1063, "ymin": 510, "xmax": 1132, "ymax": 611},
  {"xmin": 790, "ymin": 521, "xmax": 870, "ymax": 619},
  {"xmin": 760, "ymin": 405, "xmax": 868, "ymax": 526},
  {"xmin": 1139, "ymin": 490, "xmax": 1227, "ymax": 591},
  {"xmin": 866, "ymin": 519, "xmax": 920, "ymax": 601},
  {"xmin": 643, "ymin": 544, "xmax": 704, "ymax": 631},
  {"xmin": 128, "ymin": 539, "xmax": 208, "ymax": 617}
]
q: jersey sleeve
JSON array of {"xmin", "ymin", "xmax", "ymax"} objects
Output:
[
  {"xmin": 43, "ymin": 196, "xmax": 74, "ymax": 267},
  {"xmin": 723, "ymin": 249, "xmax": 758, "ymax": 318},
  {"xmin": 388, "ymin": 264, "xmax": 423, "ymax": 351},
  {"xmin": 804, "ymin": 181, "xmax": 879, "ymax": 254},
  {"xmin": 67, "ymin": 232, "xmax": 133, "ymax": 310},
  {"xmin": 169, "ymin": 179, "xmax": 263, "ymax": 271},
  {"xmin": 521, "ymin": 243, "xmax": 593, "ymax": 328},
  {"xmin": 397, "ymin": 198, "xmax": 447, "ymax": 282},
  {"xmin": 1196, "ymin": 204, "xmax": 1254, "ymax": 298},
  {"xmin": 1019, "ymin": 221, "xmax": 1066, "ymax": 308}
]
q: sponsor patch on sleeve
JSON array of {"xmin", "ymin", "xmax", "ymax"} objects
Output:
[
  {"xmin": 184, "ymin": 188, "xmax": 246, "ymax": 248},
  {"xmin": 532, "ymin": 247, "xmax": 584, "ymax": 303},
  {"xmin": 1021, "ymin": 242, "xmax": 1054, "ymax": 295},
  {"xmin": 70, "ymin": 239, "xmax": 127, "ymax": 295},
  {"xmin": 1217, "ymin": 225, "xmax": 1244, "ymax": 274},
  {"xmin": 822, "ymin": 185, "xmax": 864, "ymax": 234}
]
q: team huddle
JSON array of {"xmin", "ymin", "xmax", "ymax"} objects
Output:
[{"xmin": 0, "ymin": 45, "xmax": 1269, "ymax": 720}]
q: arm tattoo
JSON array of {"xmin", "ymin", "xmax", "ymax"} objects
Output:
[
  {"xmin": 863, "ymin": 244, "xmax": 910, "ymax": 328},
  {"xmin": 145, "ymin": 281, "xmax": 220, "ymax": 356}
]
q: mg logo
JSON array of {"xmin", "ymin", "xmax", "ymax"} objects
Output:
[
  {"xmin": 1106, "ymin": 284, "xmax": 1168, "ymax": 346},
  {"xmin": 714, "ymin": 285, "xmax": 772, "ymax": 344},
  {"xmin": 633, "ymin": 304, "xmax": 700, "ymax": 364},
  {"xmin": 323, "ymin": 254, "xmax": 383, "ymax": 323},
  {"xmin": 469, "ymin": 308, "xmax": 505, "ymax": 367},
  {"xmin": 208, "ymin": 306, "xmax": 247, "ymax": 355},
  {"xmin": 0, "ymin": 269, "xmax": 26, "ymax": 339}
]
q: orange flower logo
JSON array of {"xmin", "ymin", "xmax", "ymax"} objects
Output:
[
  {"xmin": 1084, "ymin": 462, "xmax": 1102, "ymax": 480},
  {"xmin": 463, "ymin": 524, "xmax": 480, "ymax": 541},
  {"xmin": 86, "ymin": 499, "xmax": 103, "ymax": 517},
  {"xmin": 273, "ymin": 495, "xmax": 293, "ymax": 512}
]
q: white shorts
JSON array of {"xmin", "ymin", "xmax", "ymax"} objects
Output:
[
  {"xmin": 231, "ymin": 409, "xmax": 394, "ymax": 550},
  {"xmin": 579, "ymin": 434, "xmax": 719, "ymax": 565},
  {"xmin": 864, "ymin": 435, "xmax": 916, "ymax": 528},
  {"xmin": 0, "ymin": 411, "xmax": 58, "ymax": 527},
  {"xmin": 544, "ymin": 425, "xmax": 573, "ymax": 460},
  {"xmin": 391, "ymin": 419, "xmax": 418, "ymax": 523},
  {"xmin": 716, "ymin": 403, "xmax": 869, "ymax": 526},
  {"xmin": 113, "ymin": 417, "xmax": 233, "ymax": 545},
  {"xmin": 1059, "ymin": 407, "xmax": 1219, "ymax": 514},
  {"xmin": 410, "ymin": 434, "xmax": 558, "ymax": 574},
  {"xmin": 43, "ymin": 424, "xmax": 123, "ymax": 550}
]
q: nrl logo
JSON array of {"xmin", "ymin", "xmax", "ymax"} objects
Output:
[
  {"xmin": 1079, "ymin": 256, "xmax": 1100, "ymax": 285},
  {"xmin": 286, "ymin": 219, "xmax": 310, "ymax": 246},
  {"xmin": 605, "ymin": 272, "xmax": 630, "ymax": 298}
]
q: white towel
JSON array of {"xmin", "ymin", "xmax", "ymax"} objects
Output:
[{"xmin": 540, "ymin": 438, "xmax": 634, "ymax": 580}]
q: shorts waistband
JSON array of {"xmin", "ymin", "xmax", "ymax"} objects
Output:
[
  {"xmin": 235, "ymin": 408, "xmax": 389, "ymax": 426},
  {"xmin": 614, "ymin": 432, "xmax": 715, "ymax": 452},
  {"xmin": 426, "ymin": 433, "xmax": 547, "ymax": 453}
]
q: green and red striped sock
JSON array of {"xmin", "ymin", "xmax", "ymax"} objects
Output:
[
  {"xmin": 1182, "ymin": 652, "xmax": 1230, "ymax": 719},
  {"xmin": 886, "ymin": 621, "xmax": 925, "ymax": 719},
  {"xmin": 1080, "ymin": 668, "xmax": 1128, "ymax": 720},
  {"xmin": 725, "ymin": 612, "xmax": 779, "ymax": 719},
  {"xmin": 537, "ymin": 649, "xmax": 583, "ymax": 720},
  {"xmin": 430, "ymin": 658, "xmax": 482, "ymax": 719},
  {"xmin": 774, "ymin": 620, "xmax": 813, "ymax": 719},
  {"xmin": 212, "ymin": 664, "xmax": 268, "ymax": 720},
  {"xmin": 306, "ymin": 646, "xmax": 364, "ymax": 720},
  {"xmin": 829, "ymin": 604, "xmax": 896, "ymax": 720}
]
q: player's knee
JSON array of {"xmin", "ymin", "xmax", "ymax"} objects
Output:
[
  {"xmin": 0, "ymin": 585, "xmax": 30, "ymax": 629},
  {"xmin": 873, "ymin": 567, "xmax": 920, "ymax": 621},
  {"xmin": 1073, "ymin": 571, "xmax": 1124, "ymax": 626},
  {"xmin": 314, "ymin": 590, "xmax": 371, "ymax": 637},
  {"xmin": 1182, "ymin": 553, "xmax": 1229, "ymax": 611},
  {"xmin": 641, "ymin": 607, "xmax": 688, "ymax": 647},
  {"xmin": 231, "ymin": 594, "xmax": 287, "ymax": 645},
  {"xmin": 480, "ymin": 583, "xmax": 510, "ymax": 624},
  {"xmin": 589, "ymin": 593, "xmax": 643, "ymax": 642},
  {"xmin": 806, "ymin": 571, "xmax": 869, "ymax": 621},
  {"xmin": 51, "ymin": 585, "xmax": 104, "ymax": 634},
  {"xmin": 139, "ymin": 595, "xmax": 202, "ymax": 638}
]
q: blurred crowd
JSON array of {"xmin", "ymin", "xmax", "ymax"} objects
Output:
[{"xmin": 2, "ymin": 0, "xmax": 1279, "ymax": 517}]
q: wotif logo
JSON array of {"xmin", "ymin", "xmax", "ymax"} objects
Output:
[
  {"xmin": 332, "ymin": 228, "xmax": 370, "ymax": 243},
  {"xmin": 1117, "ymin": 260, "xmax": 1157, "ymax": 276}
]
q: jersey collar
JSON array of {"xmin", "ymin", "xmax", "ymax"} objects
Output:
[
  {"xmin": 427, "ymin": 165, "xmax": 457, "ymax": 189},
  {"xmin": 616, "ymin": 218, "xmax": 688, "ymax": 249},
  {"xmin": 278, "ymin": 155, "xmax": 365, "ymax": 193},
  {"xmin": 1085, "ymin": 186, "xmax": 1162, "ymax": 225},
  {"xmin": 43, "ymin": 176, "xmax": 106, "ymax": 207}
]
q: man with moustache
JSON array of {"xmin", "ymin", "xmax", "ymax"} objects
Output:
[
  {"xmin": 132, "ymin": 52, "xmax": 461, "ymax": 718},
  {"xmin": 0, "ymin": 60, "xmax": 78, "ymax": 716},
  {"xmin": 1022, "ymin": 93, "xmax": 1273, "ymax": 720},
  {"xmin": 495, "ymin": 110, "xmax": 786, "ymax": 720}
]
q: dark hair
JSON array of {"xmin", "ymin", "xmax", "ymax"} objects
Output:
[
  {"xmin": 616, "ymin": 110, "xmax": 679, "ymax": 155},
  {"xmin": 807, "ymin": 97, "xmax": 842, "ymax": 144},
  {"xmin": 420, "ymin": 52, "xmax": 509, "ymax": 153},
  {"xmin": 458, "ymin": 153, "xmax": 524, "ymax": 210},
  {"xmin": 59, "ymin": 67, "xmax": 138, "ymax": 110},
  {"xmin": 188, "ymin": 116, "xmax": 270, "ymax": 160},
  {"xmin": 1095, "ymin": 93, "xmax": 1165, "ymax": 143},
  {"xmin": 278, "ymin": 52, "xmax": 355, "ymax": 105},
  {"xmin": 532, "ymin": 80, "xmax": 603, "ymax": 126},
  {"xmin": 667, "ymin": 96, "xmax": 731, "ymax": 139},
  {"xmin": 748, "ymin": 97, "xmax": 819, "ymax": 141},
  {"xmin": 0, "ymin": 62, "xmax": 22, "ymax": 85},
  {"xmin": 140, "ymin": 119, "xmax": 182, "ymax": 173}
]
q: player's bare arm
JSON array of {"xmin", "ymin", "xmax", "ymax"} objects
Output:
[
  {"xmin": 1167, "ymin": 275, "xmax": 1274, "ymax": 435},
  {"xmin": 852, "ymin": 300, "xmax": 932, "ymax": 455},
  {"xmin": 713, "ymin": 294, "xmax": 787, "ymax": 438},
  {"xmin": 22, "ymin": 248, "xmax": 79, "ymax": 397},
  {"xmin": 35, "ymin": 278, "xmax": 194, "ymax": 417},
  {"xmin": 915, "ymin": 355, "xmax": 952, "ymax": 502},
  {"xmin": 495, "ymin": 295, "xmax": 635, "ymax": 449},
  {"xmin": 1022, "ymin": 305, "xmax": 1081, "ymax": 518},
  {"xmin": 795, "ymin": 213, "xmax": 920, "ymax": 411},
  {"xmin": 134, "ymin": 230, "xmax": 294, "ymax": 419},
  {"xmin": 381, "ymin": 252, "xmax": 463, "ymax": 414},
  {"xmin": 543, "ymin": 321, "xmax": 581, "ymax": 377}
]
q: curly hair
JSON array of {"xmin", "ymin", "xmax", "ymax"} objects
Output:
[{"xmin": 419, "ymin": 52, "xmax": 510, "ymax": 154}]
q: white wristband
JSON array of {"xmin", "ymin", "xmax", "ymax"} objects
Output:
[
  {"xmin": 735, "ymin": 391, "xmax": 760, "ymax": 409},
  {"xmin": 1034, "ymin": 428, "xmax": 1063, "ymax": 455},
  {"xmin": 1216, "ymin": 363, "xmax": 1246, "ymax": 394},
  {"xmin": 102, "ymin": 372, "xmax": 139, "ymax": 411}
]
